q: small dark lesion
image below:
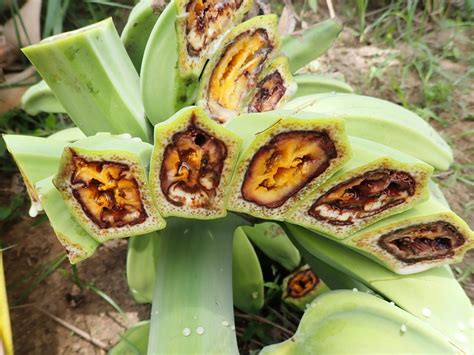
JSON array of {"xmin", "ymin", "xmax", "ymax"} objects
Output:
[
  {"xmin": 309, "ymin": 169, "xmax": 416, "ymax": 226},
  {"xmin": 248, "ymin": 71, "xmax": 286, "ymax": 113},
  {"xmin": 160, "ymin": 117, "xmax": 228, "ymax": 208},
  {"xmin": 287, "ymin": 268, "xmax": 319, "ymax": 298},
  {"xmin": 70, "ymin": 155, "xmax": 147, "ymax": 229},
  {"xmin": 378, "ymin": 222, "xmax": 466, "ymax": 263}
]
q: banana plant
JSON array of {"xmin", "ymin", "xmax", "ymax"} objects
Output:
[{"xmin": 3, "ymin": 0, "xmax": 473, "ymax": 354}]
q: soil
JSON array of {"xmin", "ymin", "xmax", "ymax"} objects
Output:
[{"xmin": 1, "ymin": 12, "xmax": 473, "ymax": 355}]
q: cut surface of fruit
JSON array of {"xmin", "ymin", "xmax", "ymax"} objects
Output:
[
  {"xmin": 241, "ymin": 131, "xmax": 337, "ymax": 208},
  {"xmin": 71, "ymin": 156, "xmax": 147, "ymax": 229},
  {"xmin": 248, "ymin": 71, "xmax": 286, "ymax": 113},
  {"xmin": 286, "ymin": 267, "xmax": 319, "ymax": 298},
  {"xmin": 160, "ymin": 120, "xmax": 228, "ymax": 208},
  {"xmin": 309, "ymin": 169, "xmax": 416, "ymax": 226},
  {"xmin": 208, "ymin": 28, "xmax": 273, "ymax": 122},
  {"xmin": 379, "ymin": 222, "xmax": 466, "ymax": 263},
  {"xmin": 185, "ymin": 0, "xmax": 244, "ymax": 57}
]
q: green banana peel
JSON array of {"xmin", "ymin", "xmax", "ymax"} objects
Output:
[
  {"xmin": 284, "ymin": 93, "xmax": 453, "ymax": 170},
  {"xmin": 22, "ymin": 18, "xmax": 152, "ymax": 142},
  {"xmin": 281, "ymin": 264, "xmax": 329, "ymax": 311},
  {"xmin": 48, "ymin": 127, "xmax": 86, "ymax": 142},
  {"xmin": 36, "ymin": 177, "xmax": 99, "ymax": 264},
  {"xmin": 0, "ymin": 252, "xmax": 13, "ymax": 355},
  {"xmin": 121, "ymin": 0, "xmax": 161, "ymax": 72},
  {"xmin": 197, "ymin": 15, "xmax": 281, "ymax": 123},
  {"xmin": 293, "ymin": 74, "xmax": 354, "ymax": 98},
  {"xmin": 242, "ymin": 222, "xmax": 300, "ymax": 271},
  {"xmin": 3, "ymin": 134, "xmax": 71, "ymax": 217},
  {"xmin": 110, "ymin": 321, "xmax": 150, "ymax": 355},
  {"xmin": 261, "ymin": 290, "xmax": 461, "ymax": 355},
  {"xmin": 282, "ymin": 19, "xmax": 342, "ymax": 74},
  {"xmin": 285, "ymin": 223, "xmax": 474, "ymax": 353},
  {"xmin": 53, "ymin": 133, "xmax": 165, "ymax": 242},
  {"xmin": 126, "ymin": 233, "xmax": 160, "ymax": 304},
  {"xmin": 21, "ymin": 80, "xmax": 66, "ymax": 115},
  {"xmin": 287, "ymin": 136, "xmax": 433, "ymax": 238},
  {"xmin": 225, "ymin": 111, "xmax": 351, "ymax": 220},
  {"xmin": 148, "ymin": 215, "xmax": 246, "ymax": 354},
  {"xmin": 149, "ymin": 106, "xmax": 241, "ymax": 219},
  {"xmin": 232, "ymin": 227, "xmax": 264, "ymax": 314}
]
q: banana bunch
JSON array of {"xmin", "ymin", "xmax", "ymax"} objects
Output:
[
  {"xmin": 5, "ymin": 1, "xmax": 474, "ymax": 354},
  {"xmin": 0, "ymin": 252, "xmax": 13, "ymax": 355}
]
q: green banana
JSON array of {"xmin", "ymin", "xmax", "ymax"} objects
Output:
[
  {"xmin": 225, "ymin": 110, "xmax": 351, "ymax": 220},
  {"xmin": 48, "ymin": 127, "xmax": 86, "ymax": 142},
  {"xmin": 287, "ymin": 136, "xmax": 433, "ymax": 238},
  {"xmin": 232, "ymin": 227, "xmax": 264, "ymax": 314},
  {"xmin": 293, "ymin": 74, "xmax": 354, "ymax": 98},
  {"xmin": 121, "ymin": 0, "xmax": 161, "ymax": 72},
  {"xmin": 126, "ymin": 233, "xmax": 160, "ymax": 304},
  {"xmin": 149, "ymin": 106, "xmax": 241, "ymax": 219},
  {"xmin": 0, "ymin": 252, "xmax": 13, "ymax": 355},
  {"xmin": 286, "ymin": 223, "xmax": 474, "ymax": 353},
  {"xmin": 53, "ymin": 133, "xmax": 165, "ymax": 242},
  {"xmin": 261, "ymin": 290, "xmax": 461, "ymax": 355},
  {"xmin": 35, "ymin": 177, "xmax": 99, "ymax": 264},
  {"xmin": 148, "ymin": 215, "xmax": 245, "ymax": 354},
  {"xmin": 242, "ymin": 222, "xmax": 301, "ymax": 271},
  {"xmin": 141, "ymin": 1, "xmax": 180, "ymax": 125},
  {"xmin": 281, "ymin": 264, "xmax": 329, "ymax": 311},
  {"xmin": 21, "ymin": 80, "xmax": 66, "ymax": 115},
  {"xmin": 110, "ymin": 321, "xmax": 150, "ymax": 355},
  {"xmin": 282, "ymin": 19, "xmax": 342, "ymax": 74},
  {"xmin": 344, "ymin": 195, "xmax": 474, "ymax": 274},
  {"xmin": 3, "ymin": 134, "xmax": 71, "ymax": 217},
  {"xmin": 243, "ymin": 56, "xmax": 297, "ymax": 114},
  {"xmin": 284, "ymin": 93, "xmax": 453, "ymax": 170},
  {"xmin": 197, "ymin": 15, "xmax": 281, "ymax": 124},
  {"xmin": 22, "ymin": 18, "xmax": 152, "ymax": 142}
]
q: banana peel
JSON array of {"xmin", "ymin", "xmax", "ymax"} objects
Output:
[
  {"xmin": 0, "ymin": 252, "xmax": 13, "ymax": 355},
  {"xmin": 110, "ymin": 321, "xmax": 150, "ymax": 355},
  {"xmin": 293, "ymin": 74, "xmax": 354, "ymax": 98},
  {"xmin": 21, "ymin": 80, "xmax": 66, "ymax": 115}
]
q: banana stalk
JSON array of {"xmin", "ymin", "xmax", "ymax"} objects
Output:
[
  {"xmin": 261, "ymin": 290, "xmax": 461, "ymax": 354},
  {"xmin": 343, "ymin": 195, "xmax": 474, "ymax": 274},
  {"xmin": 22, "ymin": 18, "xmax": 152, "ymax": 142},
  {"xmin": 232, "ymin": 227, "xmax": 264, "ymax": 314},
  {"xmin": 0, "ymin": 252, "xmax": 13, "ymax": 355},
  {"xmin": 149, "ymin": 106, "xmax": 241, "ymax": 219},
  {"xmin": 3, "ymin": 134, "xmax": 71, "ymax": 217},
  {"xmin": 21, "ymin": 80, "xmax": 66, "ymax": 115},
  {"xmin": 197, "ymin": 15, "xmax": 281, "ymax": 123},
  {"xmin": 225, "ymin": 110, "xmax": 351, "ymax": 220},
  {"xmin": 242, "ymin": 222, "xmax": 301, "ymax": 271},
  {"xmin": 35, "ymin": 177, "xmax": 99, "ymax": 264},
  {"xmin": 53, "ymin": 133, "xmax": 165, "ymax": 242},
  {"xmin": 243, "ymin": 56, "xmax": 297, "ymax": 114},
  {"xmin": 284, "ymin": 93, "xmax": 453, "ymax": 170},
  {"xmin": 110, "ymin": 321, "xmax": 150, "ymax": 354},
  {"xmin": 126, "ymin": 233, "xmax": 160, "ymax": 304},
  {"xmin": 293, "ymin": 74, "xmax": 354, "ymax": 98},
  {"xmin": 281, "ymin": 264, "xmax": 329, "ymax": 311},
  {"xmin": 121, "ymin": 0, "xmax": 161, "ymax": 72},
  {"xmin": 282, "ymin": 19, "xmax": 342, "ymax": 73},
  {"xmin": 288, "ymin": 137, "xmax": 433, "ymax": 238},
  {"xmin": 148, "ymin": 215, "xmax": 246, "ymax": 354},
  {"xmin": 285, "ymin": 223, "xmax": 474, "ymax": 353}
]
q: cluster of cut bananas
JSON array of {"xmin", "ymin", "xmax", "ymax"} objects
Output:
[{"xmin": 3, "ymin": 0, "xmax": 473, "ymax": 354}]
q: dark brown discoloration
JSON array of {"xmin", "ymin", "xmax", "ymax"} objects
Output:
[
  {"xmin": 160, "ymin": 119, "xmax": 227, "ymax": 208},
  {"xmin": 242, "ymin": 131, "xmax": 337, "ymax": 208},
  {"xmin": 248, "ymin": 71, "xmax": 286, "ymax": 113},
  {"xmin": 309, "ymin": 169, "xmax": 416, "ymax": 225},
  {"xmin": 379, "ymin": 222, "xmax": 466, "ymax": 263},
  {"xmin": 287, "ymin": 268, "xmax": 319, "ymax": 298},
  {"xmin": 185, "ymin": 0, "xmax": 244, "ymax": 57},
  {"xmin": 71, "ymin": 156, "xmax": 147, "ymax": 229}
]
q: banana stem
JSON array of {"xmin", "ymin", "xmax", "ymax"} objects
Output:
[{"xmin": 148, "ymin": 215, "xmax": 246, "ymax": 354}]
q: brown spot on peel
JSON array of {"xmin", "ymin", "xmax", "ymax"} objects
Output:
[
  {"xmin": 241, "ymin": 131, "xmax": 337, "ymax": 208},
  {"xmin": 248, "ymin": 71, "xmax": 286, "ymax": 113}
]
